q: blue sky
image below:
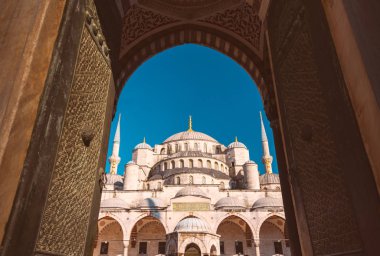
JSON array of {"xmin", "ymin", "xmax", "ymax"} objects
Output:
[{"xmin": 106, "ymin": 44, "xmax": 278, "ymax": 175}]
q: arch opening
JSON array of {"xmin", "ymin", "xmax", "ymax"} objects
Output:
[{"xmin": 184, "ymin": 243, "xmax": 201, "ymax": 256}]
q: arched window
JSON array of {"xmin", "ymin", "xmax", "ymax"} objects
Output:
[
  {"xmin": 189, "ymin": 175, "xmax": 193, "ymax": 184},
  {"xmin": 178, "ymin": 144, "xmax": 182, "ymax": 151},
  {"xmin": 220, "ymin": 182, "xmax": 225, "ymax": 189},
  {"xmin": 202, "ymin": 176, "xmax": 206, "ymax": 184},
  {"xmin": 160, "ymin": 148, "xmax": 166, "ymax": 154},
  {"xmin": 171, "ymin": 160, "xmax": 175, "ymax": 169},
  {"xmin": 184, "ymin": 143, "xmax": 188, "ymax": 151},
  {"xmin": 168, "ymin": 145, "xmax": 172, "ymax": 154},
  {"xmin": 211, "ymin": 179, "xmax": 214, "ymax": 184},
  {"xmin": 194, "ymin": 143, "xmax": 199, "ymax": 151},
  {"xmin": 176, "ymin": 176, "xmax": 180, "ymax": 185},
  {"xmin": 214, "ymin": 162, "xmax": 219, "ymax": 170},
  {"xmin": 212, "ymin": 145, "xmax": 216, "ymax": 153},
  {"xmin": 204, "ymin": 143, "xmax": 207, "ymax": 152},
  {"xmin": 189, "ymin": 159, "xmax": 194, "ymax": 168},
  {"xmin": 221, "ymin": 164, "xmax": 224, "ymax": 170},
  {"xmin": 146, "ymin": 183, "xmax": 150, "ymax": 190},
  {"xmin": 157, "ymin": 182, "xmax": 162, "ymax": 190},
  {"xmin": 164, "ymin": 162, "xmax": 168, "ymax": 170},
  {"xmin": 175, "ymin": 144, "xmax": 179, "ymax": 152},
  {"xmin": 198, "ymin": 159, "xmax": 203, "ymax": 168},
  {"xmin": 207, "ymin": 160, "xmax": 212, "ymax": 169},
  {"xmin": 180, "ymin": 159, "xmax": 184, "ymax": 168}
]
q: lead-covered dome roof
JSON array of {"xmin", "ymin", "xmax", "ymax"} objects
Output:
[
  {"xmin": 174, "ymin": 217, "xmax": 210, "ymax": 232},
  {"xmin": 252, "ymin": 196, "xmax": 283, "ymax": 210},
  {"xmin": 214, "ymin": 196, "xmax": 246, "ymax": 210},
  {"xmin": 227, "ymin": 141, "xmax": 247, "ymax": 149},
  {"xmin": 100, "ymin": 198, "xmax": 130, "ymax": 209},
  {"xmin": 260, "ymin": 173, "xmax": 280, "ymax": 185},
  {"xmin": 175, "ymin": 186, "xmax": 209, "ymax": 199},
  {"xmin": 164, "ymin": 130, "xmax": 218, "ymax": 143},
  {"xmin": 138, "ymin": 198, "xmax": 167, "ymax": 209}
]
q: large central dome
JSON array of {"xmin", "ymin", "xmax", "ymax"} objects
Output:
[{"xmin": 164, "ymin": 130, "xmax": 218, "ymax": 143}]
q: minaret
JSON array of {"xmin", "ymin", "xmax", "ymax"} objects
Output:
[
  {"xmin": 260, "ymin": 112, "xmax": 273, "ymax": 173},
  {"xmin": 109, "ymin": 114, "xmax": 121, "ymax": 175}
]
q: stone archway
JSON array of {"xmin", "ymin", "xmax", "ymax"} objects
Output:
[
  {"xmin": 216, "ymin": 215, "xmax": 254, "ymax": 256},
  {"xmin": 1, "ymin": 1, "xmax": 380, "ymax": 256},
  {"xmin": 93, "ymin": 217, "xmax": 124, "ymax": 256},
  {"xmin": 258, "ymin": 215, "xmax": 290, "ymax": 256},
  {"xmin": 127, "ymin": 216, "xmax": 166, "ymax": 256},
  {"xmin": 210, "ymin": 244, "xmax": 217, "ymax": 256},
  {"xmin": 185, "ymin": 243, "xmax": 201, "ymax": 256}
]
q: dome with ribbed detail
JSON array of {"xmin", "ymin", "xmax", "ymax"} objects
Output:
[
  {"xmin": 174, "ymin": 217, "xmax": 210, "ymax": 232},
  {"xmin": 138, "ymin": 198, "xmax": 167, "ymax": 209},
  {"xmin": 214, "ymin": 197, "xmax": 246, "ymax": 210},
  {"xmin": 164, "ymin": 130, "xmax": 218, "ymax": 143},
  {"xmin": 175, "ymin": 186, "xmax": 209, "ymax": 199},
  {"xmin": 252, "ymin": 196, "xmax": 283, "ymax": 210},
  {"xmin": 228, "ymin": 141, "xmax": 247, "ymax": 149},
  {"xmin": 260, "ymin": 173, "xmax": 280, "ymax": 185},
  {"xmin": 134, "ymin": 142, "xmax": 152, "ymax": 150},
  {"xmin": 100, "ymin": 198, "xmax": 130, "ymax": 209}
]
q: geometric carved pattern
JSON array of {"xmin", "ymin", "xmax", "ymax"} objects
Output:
[
  {"xmin": 201, "ymin": 3, "xmax": 262, "ymax": 49},
  {"xmin": 121, "ymin": 5, "xmax": 178, "ymax": 52},
  {"xmin": 35, "ymin": 25, "xmax": 112, "ymax": 255},
  {"xmin": 269, "ymin": 1, "xmax": 363, "ymax": 254}
]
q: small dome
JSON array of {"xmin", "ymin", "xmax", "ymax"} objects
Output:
[
  {"xmin": 244, "ymin": 160, "xmax": 256, "ymax": 165},
  {"xmin": 175, "ymin": 186, "xmax": 209, "ymax": 199},
  {"xmin": 105, "ymin": 174, "xmax": 123, "ymax": 185},
  {"xmin": 126, "ymin": 161, "xmax": 136, "ymax": 165},
  {"xmin": 164, "ymin": 130, "xmax": 218, "ymax": 143},
  {"xmin": 174, "ymin": 217, "xmax": 210, "ymax": 232},
  {"xmin": 260, "ymin": 173, "xmax": 280, "ymax": 185},
  {"xmin": 252, "ymin": 196, "xmax": 283, "ymax": 210},
  {"xmin": 134, "ymin": 142, "xmax": 152, "ymax": 150},
  {"xmin": 214, "ymin": 197, "xmax": 246, "ymax": 210},
  {"xmin": 228, "ymin": 141, "xmax": 247, "ymax": 149},
  {"xmin": 100, "ymin": 198, "xmax": 130, "ymax": 209},
  {"xmin": 138, "ymin": 198, "xmax": 166, "ymax": 209}
]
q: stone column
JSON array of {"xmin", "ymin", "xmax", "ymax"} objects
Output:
[
  {"xmin": 254, "ymin": 240, "xmax": 260, "ymax": 256},
  {"xmin": 123, "ymin": 240, "xmax": 129, "ymax": 256}
]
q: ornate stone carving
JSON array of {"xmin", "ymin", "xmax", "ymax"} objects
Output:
[
  {"xmin": 120, "ymin": 5, "xmax": 178, "ymax": 52},
  {"xmin": 268, "ymin": 0, "xmax": 363, "ymax": 254},
  {"xmin": 34, "ymin": 16, "xmax": 112, "ymax": 255},
  {"xmin": 200, "ymin": 3, "xmax": 262, "ymax": 49}
]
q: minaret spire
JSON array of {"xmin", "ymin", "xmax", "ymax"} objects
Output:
[
  {"xmin": 188, "ymin": 115, "xmax": 193, "ymax": 132},
  {"xmin": 260, "ymin": 111, "xmax": 273, "ymax": 174},
  {"xmin": 109, "ymin": 114, "xmax": 121, "ymax": 174}
]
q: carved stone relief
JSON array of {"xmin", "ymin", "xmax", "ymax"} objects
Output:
[{"xmin": 34, "ymin": 7, "xmax": 112, "ymax": 255}]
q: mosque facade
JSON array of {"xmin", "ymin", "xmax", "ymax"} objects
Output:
[{"xmin": 94, "ymin": 115, "xmax": 290, "ymax": 256}]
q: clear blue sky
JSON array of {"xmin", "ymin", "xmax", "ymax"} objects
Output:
[{"xmin": 106, "ymin": 44, "xmax": 278, "ymax": 175}]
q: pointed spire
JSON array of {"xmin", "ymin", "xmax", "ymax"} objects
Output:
[
  {"xmin": 114, "ymin": 114, "xmax": 121, "ymax": 143},
  {"xmin": 260, "ymin": 111, "xmax": 268, "ymax": 142},
  {"xmin": 235, "ymin": 136, "xmax": 238, "ymax": 142},
  {"xmin": 143, "ymin": 136, "xmax": 146, "ymax": 143},
  {"xmin": 188, "ymin": 115, "xmax": 193, "ymax": 132}
]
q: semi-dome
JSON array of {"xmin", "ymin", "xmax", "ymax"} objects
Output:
[
  {"xmin": 138, "ymin": 198, "xmax": 167, "ymax": 209},
  {"xmin": 100, "ymin": 198, "xmax": 130, "ymax": 209},
  {"xmin": 260, "ymin": 173, "xmax": 280, "ymax": 184},
  {"xmin": 164, "ymin": 130, "xmax": 218, "ymax": 143},
  {"xmin": 174, "ymin": 217, "xmax": 210, "ymax": 232},
  {"xmin": 214, "ymin": 196, "xmax": 246, "ymax": 210},
  {"xmin": 175, "ymin": 186, "xmax": 209, "ymax": 199},
  {"xmin": 252, "ymin": 196, "xmax": 283, "ymax": 210}
]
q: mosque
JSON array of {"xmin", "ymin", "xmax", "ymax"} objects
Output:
[{"xmin": 94, "ymin": 114, "xmax": 290, "ymax": 256}]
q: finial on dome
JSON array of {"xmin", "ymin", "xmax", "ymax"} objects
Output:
[
  {"xmin": 143, "ymin": 137, "xmax": 146, "ymax": 143},
  {"xmin": 188, "ymin": 115, "xmax": 193, "ymax": 132},
  {"xmin": 235, "ymin": 136, "xmax": 238, "ymax": 142}
]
